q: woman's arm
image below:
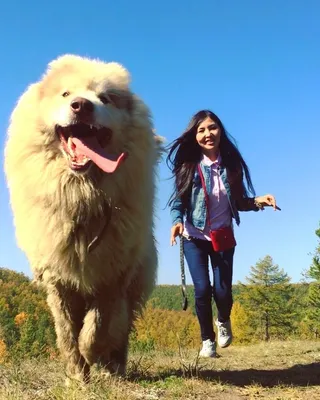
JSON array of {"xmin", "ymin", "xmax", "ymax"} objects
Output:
[
  {"xmin": 170, "ymin": 196, "xmax": 184, "ymax": 245},
  {"xmin": 231, "ymin": 170, "xmax": 279, "ymax": 212},
  {"xmin": 170, "ymin": 196, "xmax": 184, "ymax": 225},
  {"xmin": 230, "ymin": 170, "xmax": 259, "ymax": 212}
]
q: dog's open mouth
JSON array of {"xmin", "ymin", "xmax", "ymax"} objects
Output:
[{"xmin": 57, "ymin": 123, "xmax": 128, "ymax": 173}]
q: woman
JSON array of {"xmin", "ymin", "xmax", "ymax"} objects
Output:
[{"xmin": 167, "ymin": 110, "xmax": 279, "ymax": 357}]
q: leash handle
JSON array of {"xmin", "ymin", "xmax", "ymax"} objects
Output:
[{"xmin": 180, "ymin": 236, "xmax": 188, "ymax": 311}]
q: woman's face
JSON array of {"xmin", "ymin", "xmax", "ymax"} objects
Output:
[{"xmin": 195, "ymin": 117, "xmax": 221, "ymax": 155}]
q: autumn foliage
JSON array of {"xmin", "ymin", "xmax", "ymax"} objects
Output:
[{"xmin": 0, "ymin": 259, "xmax": 317, "ymax": 362}]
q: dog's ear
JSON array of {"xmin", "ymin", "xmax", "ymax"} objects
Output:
[
  {"xmin": 105, "ymin": 62, "xmax": 131, "ymax": 90},
  {"xmin": 154, "ymin": 133, "xmax": 166, "ymax": 163},
  {"xmin": 47, "ymin": 54, "xmax": 84, "ymax": 73}
]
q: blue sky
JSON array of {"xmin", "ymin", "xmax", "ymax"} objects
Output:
[{"xmin": 0, "ymin": 1, "xmax": 319, "ymax": 285}]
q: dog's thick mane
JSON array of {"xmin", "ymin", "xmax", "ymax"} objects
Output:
[
  {"xmin": 56, "ymin": 174, "xmax": 107, "ymax": 222},
  {"xmin": 53, "ymin": 174, "xmax": 109, "ymax": 258}
]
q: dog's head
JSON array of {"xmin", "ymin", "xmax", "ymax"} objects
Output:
[{"xmin": 36, "ymin": 54, "xmax": 133, "ymax": 174}]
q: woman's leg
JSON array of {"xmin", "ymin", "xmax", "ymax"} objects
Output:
[
  {"xmin": 210, "ymin": 247, "xmax": 235, "ymax": 323},
  {"xmin": 183, "ymin": 238, "xmax": 215, "ymax": 341}
]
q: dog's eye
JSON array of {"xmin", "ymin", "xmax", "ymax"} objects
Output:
[
  {"xmin": 99, "ymin": 95, "xmax": 110, "ymax": 105},
  {"xmin": 62, "ymin": 91, "xmax": 70, "ymax": 97}
]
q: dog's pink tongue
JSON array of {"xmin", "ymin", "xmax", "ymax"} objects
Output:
[{"xmin": 72, "ymin": 137, "xmax": 128, "ymax": 173}]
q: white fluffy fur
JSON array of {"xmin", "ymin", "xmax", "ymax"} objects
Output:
[{"xmin": 4, "ymin": 54, "xmax": 160, "ymax": 381}]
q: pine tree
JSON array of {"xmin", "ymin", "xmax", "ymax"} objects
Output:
[
  {"xmin": 231, "ymin": 301, "xmax": 254, "ymax": 343},
  {"xmin": 304, "ymin": 225, "xmax": 320, "ymax": 338},
  {"xmin": 240, "ymin": 255, "xmax": 295, "ymax": 341}
]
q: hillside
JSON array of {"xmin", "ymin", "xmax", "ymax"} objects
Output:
[
  {"xmin": 149, "ymin": 283, "xmax": 309, "ymax": 314},
  {"xmin": 0, "ymin": 341, "xmax": 319, "ymax": 399},
  {"xmin": 0, "ymin": 267, "xmax": 319, "ymax": 398},
  {"xmin": 0, "ymin": 267, "xmax": 315, "ymax": 362}
]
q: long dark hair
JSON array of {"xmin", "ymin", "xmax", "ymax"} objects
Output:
[{"xmin": 166, "ymin": 109, "xmax": 255, "ymax": 210}]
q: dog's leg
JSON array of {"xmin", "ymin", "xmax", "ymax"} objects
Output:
[
  {"xmin": 78, "ymin": 294, "xmax": 130, "ymax": 376},
  {"xmin": 47, "ymin": 282, "xmax": 90, "ymax": 383},
  {"xmin": 106, "ymin": 297, "xmax": 132, "ymax": 376},
  {"xmin": 108, "ymin": 246, "xmax": 157, "ymax": 375},
  {"xmin": 78, "ymin": 242, "xmax": 157, "ymax": 376},
  {"xmin": 107, "ymin": 338, "xmax": 129, "ymax": 376},
  {"xmin": 126, "ymin": 242, "xmax": 158, "ymax": 320}
]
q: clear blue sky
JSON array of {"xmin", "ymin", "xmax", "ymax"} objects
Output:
[{"xmin": 0, "ymin": 1, "xmax": 319, "ymax": 285}]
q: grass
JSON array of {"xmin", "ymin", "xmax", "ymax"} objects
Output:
[{"xmin": 0, "ymin": 340, "xmax": 320, "ymax": 399}]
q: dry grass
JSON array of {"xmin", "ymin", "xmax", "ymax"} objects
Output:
[{"xmin": 0, "ymin": 341, "xmax": 320, "ymax": 399}]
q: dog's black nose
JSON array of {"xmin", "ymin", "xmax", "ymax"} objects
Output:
[{"xmin": 70, "ymin": 97, "xmax": 94, "ymax": 115}]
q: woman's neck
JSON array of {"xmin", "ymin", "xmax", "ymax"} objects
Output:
[{"xmin": 202, "ymin": 149, "xmax": 220, "ymax": 162}]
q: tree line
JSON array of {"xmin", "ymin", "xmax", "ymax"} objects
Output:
[{"xmin": 0, "ymin": 225, "xmax": 319, "ymax": 360}]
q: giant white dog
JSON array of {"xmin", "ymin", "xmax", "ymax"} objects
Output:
[{"xmin": 5, "ymin": 55, "xmax": 159, "ymax": 381}]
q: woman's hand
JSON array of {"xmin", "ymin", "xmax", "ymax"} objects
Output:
[
  {"xmin": 255, "ymin": 194, "xmax": 281, "ymax": 211},
  {"xmin": 170, "ymin": 223, "xmax": 183, "ymax": 246}
]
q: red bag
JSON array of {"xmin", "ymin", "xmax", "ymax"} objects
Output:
[
  {"xmin": 197, "ymin": 164, "xmax": 236, "ymax": 252},
  {"xmin": 209, "ymin": 226, "xmax": 236, "ymax": 252}
]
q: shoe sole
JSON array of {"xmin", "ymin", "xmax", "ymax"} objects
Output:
[
  {"xmin": 199, "ymin": 354, "xmax": 217, "ymax": 358},
  {"xmin": 218, "ymin": 339, "xmax": 232, "ymax": 348}
]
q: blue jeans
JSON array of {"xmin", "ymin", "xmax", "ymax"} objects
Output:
[{"xmin": 183, "ymin": 237, "xmax": 235, "ymax": 342}]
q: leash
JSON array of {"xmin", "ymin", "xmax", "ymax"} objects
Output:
[
  {"xmin": 180, "ymin": 236, "xmax": 188, "ymax": 311},
  {"xmin": 87, "ymin": 198, "xmax": 113, "ymax": 253}
]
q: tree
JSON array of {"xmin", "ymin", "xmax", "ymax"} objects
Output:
[
  {"xmin": 308, "ymin": 226, "xmax": 320, "ymax": 280},
  {"xmin": 303, "ymin": 225, "xmax": 320, "ymax": 338},
  {"xmin": 132, "ymin": 303, "xmax": 200, "ymax": 350},
  {"xmin": 230, "ymin": 301, "xmax": 254, "ymax": 344},
  {"xmin": 240, "ymin": 255, "xmax": 295, "ymax": 341},
  {"xmin": 0, "ymin": 339, "xmax": 7, "ymax": 363}
]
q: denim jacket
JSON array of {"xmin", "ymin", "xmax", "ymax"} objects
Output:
[{"xmin": 170, "ymin": 162, "xmax": 258, "ymax": 230}]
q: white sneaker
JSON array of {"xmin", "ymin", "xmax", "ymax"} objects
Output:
[
  {"xmin": 215, "ymin": 320, "xmax": 232, "ymax": 348},
  {"xmin": 199, "ymin": 339, "xmax": 216, "ymax": 358}
]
